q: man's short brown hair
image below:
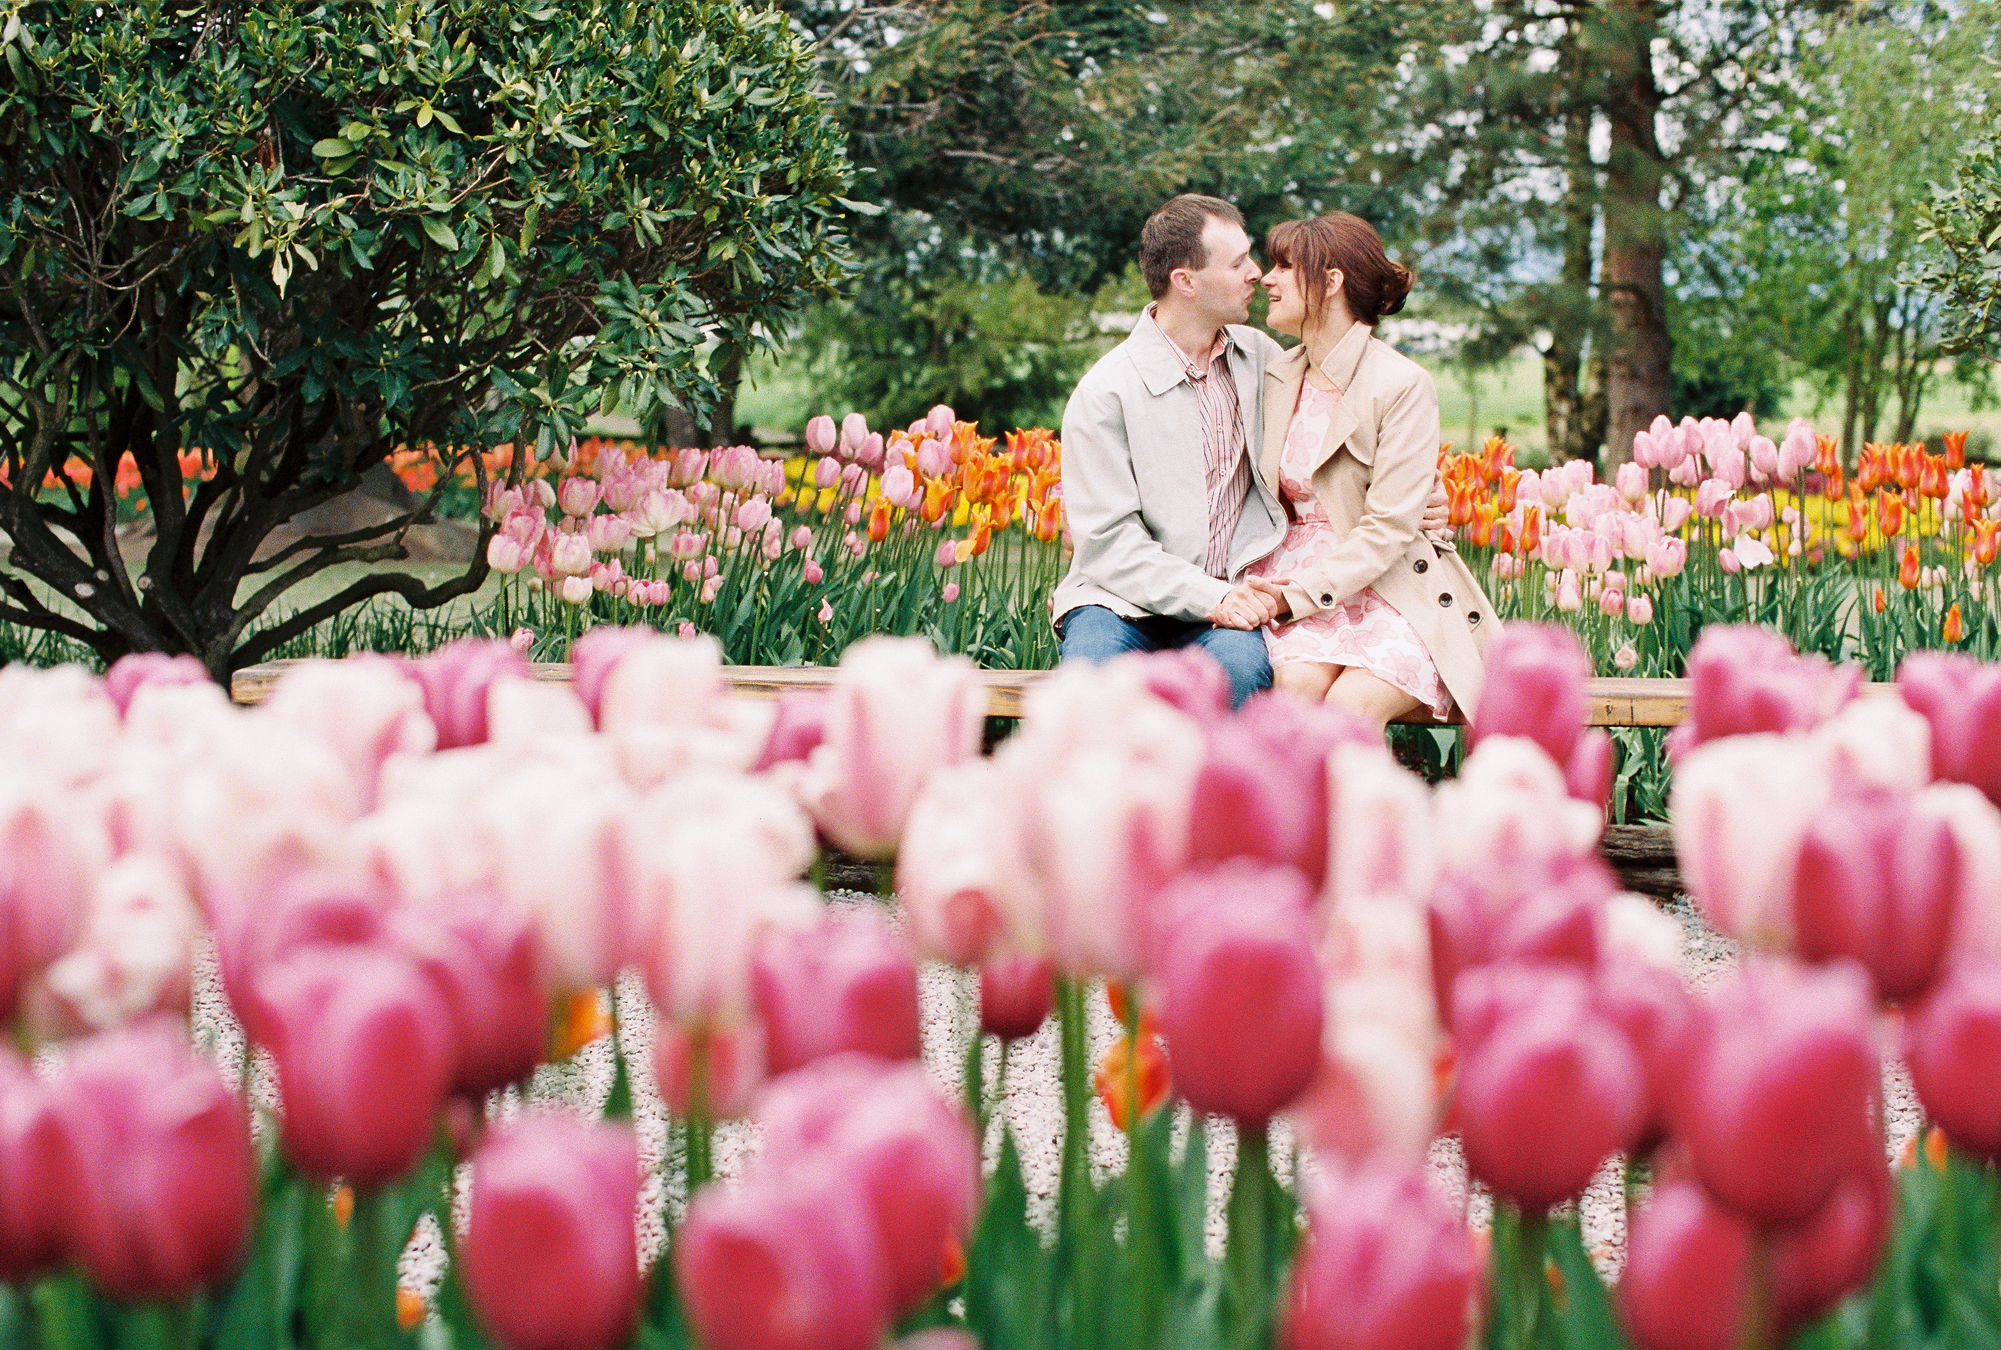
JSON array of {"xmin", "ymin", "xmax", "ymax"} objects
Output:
[{"xmin": 1140, "ymin": 195, "xmax": 1245, "ymax": 299}]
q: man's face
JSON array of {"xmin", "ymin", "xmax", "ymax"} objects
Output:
[{"xmin": 1177, "ymin": 218, "xmax": 1261, "ymax": 327}]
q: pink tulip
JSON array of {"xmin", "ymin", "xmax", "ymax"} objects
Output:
[
  {"xmin": 1597, "ymin": 584, "xmax": 1625, "ymax": 617},
  {"xmin": 656, "ymin": 1021, "xmax": 766, "ymax": 1120},
  {"xmin": 102, "ymin": 652, "xmax": 210, "ymax": 717},
  {"xmin": 805, "ymin": 414, "xmax": 838, "ymax": 456},
  {"xmin": 405, "ymin": 637, "xmax": 531, "ymax": 749},
  {"xmin": 924, "ymin": 404, "xmax": 954, "ymax": 439},
  {"xmin": 1185, "ymin": 694, "xmax": 1375, "ymax": 887},
  {"xmin": 1556, "ymin": 572, "xmax": 1582, "ymax": 611},
  {"xmin": 248, "ymin": 944, "xmax": 455, "ymax": 1184},
  {"xmin": 1450, "ymin": 963, "xmax": 1647, "ymax": 1209},
  {"xmin": 488, "ymin": 533, "xmax": 529, "ymax": 574},
  {"xmin": 1670, "ymin": 732, "xmax": 1827, "ymax": 945},
  {"xmin": 736, "ymin": 495, "xmax": 773, "ymax": 533},
  {"xmin": 464, "ymin": 1114, "xmax": 642, "ymax": 1350},
  {"xmin": 1592, "ymin": 959, "xmax": 1699, "ymax": 1151},
  {"xmin": 752, "ymin": 690, "xmax": 831, "ymax": 771},
  {"xmin": 0, "ymin": 789, "xmax": 108, "ymax": 1017},
  {"xmin": 882, "ymin": 464, "xmax": 919, "ymax": 509},
  {"xmin": 1791, "ymin": 786, "xmax": 1959, "ymax": 1001},
  {"xmin": 1131, "ymin": 647, "xmax": 1235, "ymax": 723},
  {"xmin": 796, "ymin": 637, "xmax": 986, "ymax": 859},
  {"xmin": 1153, "ymin": 862, "xmax": 1324, "ymax": 1128},
  {"xmin": 677, "ymin": 1162, "xmax": 889, "ymax": 1350},
  {"xmin": 550, "ymin": 531, "xmax": 594, "ymax": 578},
  {"xmin": 1631, "ymin": 430, "xmax": 1659, "ymax": 467},
  {"xmin": 567, "ymin": 624, "xmax": 661, "ymax": 725},
  {"xmin": 1627, "ymin": 592, "xmax": 1654, "ymax": 625},
  {"xmin": 981, "ymin": 954, "xmax": 1055, "ymax": 1039},
  {"xmin": 1281, "ymin": 1157, "xmax": 1478, "ymax": 1350},
  {"xmin": 752, "ymin": 908, "xmax": 920, "ymax": 1074},
  {"xmin": 1660, "ymin": 495, "xmax": 1693, "ymax": 534},
  {"xmin": 1468, "ymin": 622, "xmax": 1590, "ymax": 767},
  {"xmin": 805, "ymin": 559, "xmax": 826, "ymax": 585},
  {"xmin": 31, "ymin": 853, "xmax": 199, "ymax": 1038},
  {"xmin": 1906, "ymin": 958, "xmax": 2001, "ymax": 1158},
  {"xmin": 754, "ymin": 1055, "xmax": 979, "ymax": 1314},
  {"xmin": 1748, "ymin": 434, "xmax": 1779, "ymax": 480},
  {"xmin": 386, "ymin": 889, "xmax": 547, "ymax": 1097},
  {"xmin": 1620, "ymin": 1175, "xmax": 1754, "ymax": 1350},
  {"xmin": 1899, "ymin": 651, "xmax": 2001, "ymax": 804},
  {"xmin": 557, "ymin": 476, "xmax": 600, "ymax": 518},
  {"xmin": 895, "ymin": 759, "xmax": 1038, "ymax": 968},
  {"xmin": 1673, "ymin": 958, "xmax": 1878, "ymax": 1225},
  {"xmin": 587, "ymin": 512, "xmax": 630, "ymax": 555},
  {"xmin": 934, "ymin": 539, "xmax": 958, "ymax": 569},
  {"xmin": 856, "ymin": 432, "xmax": 885, "ymax": 470},
  {"xmin": 1694, "ymin": 477, "xmax": 1734, "ymax": 519},
  {"xmin": 0, "ymin": 1050, "xmax": 64, "ymax": 1281},
  {"xmin": 665, "ymin": 447, "xmax": 709, "ymax": 486},
  {"xmin": 1680, "ymin": 624, "xmax": 1859, "ymax": 751},
  {"xmin": 1769, "ymin": 1151, "xmax": 1891, "ymax": 1336},
  {"xmin": 48, "ymin": 1021, "xmax": 254, "ymax": 1300},
  {"xmin": 1615, "ymin": 461, "xmax": 1647, "ymax": 503},
  {"xmin": 942, "ymin": 581, "xmax": 960, "ymax": 603},
  {"xmin": 838, "ymin": 413, "xmax": 870, "ymax": 456}
]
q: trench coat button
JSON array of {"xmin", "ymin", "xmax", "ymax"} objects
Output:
[
  {"xmin": 1469, "ymin": 611, "xmax": 1482, "ymax": 625},
  {"xmin": 1320, "ymin": 593, "xmax": 1335, "ymax": 605},
  {"xmin": 1438, "ymin": 592, "xmax": 1453, "ymax": 607},
  {"xmin": 1413, "ymin": 558, "xmax": 1428, "ymax": 574}
]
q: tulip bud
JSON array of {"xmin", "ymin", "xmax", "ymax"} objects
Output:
[
  {"xmin": 1281, "ymin": 1157, "xmax": 1478, "ymax": 1350},
  {"xmin": 557, "ymin": 476, "xmax": 600, "ymax": 518},
  {"xmin": 386, "ymin": 889, "xmax": 547, "ymax": 1098},
  {"xmin": 1450, "ymin": 963, "xmax": 1647, "ymax": 1209},
  {"xmin": 1906, "ymin": 958, "xmax": 2001, "ymax": 1159},
  {"xmin": 1791, "ymin": 787, "xmax": 1959, "ymax": 1001},
  {"xmin": 48, "ymin": 1021, "xmax": 254, "ymax": 1300},
  {"xmin": 752, "ymin": 908, "xmax": 921, "ymax": 1075},
  {"xmin": 1153, "ymin": 862, "xmax": 1324, "ymax": 1129},
  {"xmin": 980, "ymin": 954, "xmax": 1055, "ymax": 1040},
  {"xmin": 0, "ymin": 1050, "xmax": 64, "ymax": 1281},
  {"xmin": 464, "ymin": 1114, "xmax": 642, "ymax": 1350},
  {"xmin": 249, "ymin": 944, "xmax": 456, "ymax": 1184},
  {"xmin": 804, "ymin": 415, "xmax": 838, "ymax": 456},
  {"xmin": 1185, "ymin": 695, "xmax": 1375, "ymax": 886},
  {"xmin": 1674, "ymin": 958, "xmax": 1878, "ymax": 1225}
]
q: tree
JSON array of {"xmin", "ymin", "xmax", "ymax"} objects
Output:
[
  {"xmin": 0, "ymin": 0, "xmax": 854, "ymax": 676},
  {"xmin": 1923, "ymin": 129, "xmax": 2001, "ymax": 361}
]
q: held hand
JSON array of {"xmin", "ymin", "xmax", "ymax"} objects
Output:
[
  {"xmin": 1423, "ymin": 477, "xmax": 1452, "ymax": 544},
  {"xmin": 1208, "ymin": 582, "xmax": 1280, "ymax": 630},
  {"xmin": 1243, "ymin": 575, "xmax": 1293, "ymax": 623}
]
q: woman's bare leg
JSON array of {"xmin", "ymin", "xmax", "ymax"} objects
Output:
[
  {"xmin": 1326, "ymin": 667, "xmax": 1423, "ymax": 734},
  {"xmin": 1273, "ymin": 660, "xmax": 1338, "ymax": 702}
]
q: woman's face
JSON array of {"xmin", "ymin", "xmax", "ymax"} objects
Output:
[{"xmin": 1261, "ymin": 260, "xmax": 1307, "ymax": 336}]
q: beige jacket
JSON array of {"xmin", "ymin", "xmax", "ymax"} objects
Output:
[
  {"xmin": 1260, "ymin": 322, "xmax": 1494, "ymax": 716},
  {"xmin": 1051, "ymin": 314, "xmax": 1288, "ymax": 626}
]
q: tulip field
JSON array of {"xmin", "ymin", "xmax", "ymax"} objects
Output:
[{"xmin": 5, "ymin": 620, "xmax": 2001, "ymax": 1350}]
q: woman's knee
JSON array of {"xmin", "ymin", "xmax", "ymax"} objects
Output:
[{"xmin": 1273, "ymin": 661, "xmax": 1337, "ymax": 702}]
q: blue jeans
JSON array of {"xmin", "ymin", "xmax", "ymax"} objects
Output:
[{"xmin": 1057, "ymin": 606, "xmax": 1271, "ymax": 708}]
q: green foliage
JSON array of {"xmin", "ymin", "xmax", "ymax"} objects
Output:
[
  {"xmin": 1921, "ymin": 124, "xmax": 2001, "ymax": 359},
  {"xmin": 0, "ymin": 0, "xmax": 854, "ymax": 675}
]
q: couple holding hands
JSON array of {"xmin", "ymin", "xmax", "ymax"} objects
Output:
[{"xmin": 1053, "ymin": 194, "xmax": 1494, "ymax": 729}]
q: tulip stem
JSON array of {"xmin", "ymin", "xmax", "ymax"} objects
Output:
[
  {"xmin": 1739, "ymin": 1233, "xmax": 1772, "ymax": 1350},
  {"xmin": 1056, "ymin": 978, "xmax": 1095, "ymax": 1326},
  {"xmin": 1510, "ymin": 1210, "xmax": 1548, "ymax": 1350},
  {"xmin": 1226, "ymin": 1126, "xmax": 1274, "ymax": 1350},
  {"xmin": 965, "ymin": 1025, "xmax": 988, "ymax": 1141},
  {"xmin": 875, "ymin": 859, "xmax": 895, "ymax": 901}
]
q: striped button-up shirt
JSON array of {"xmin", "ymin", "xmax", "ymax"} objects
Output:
[{"xmin": 1146, "ymin": 305, "xmax": 1251, "ymax": 579}]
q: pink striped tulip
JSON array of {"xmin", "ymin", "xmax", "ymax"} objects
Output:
[{"xmin": 752, "ymin": 909, "xmax": 920, "ymax": 1074}]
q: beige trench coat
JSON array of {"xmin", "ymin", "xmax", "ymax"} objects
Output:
[{"xmin": 1259, "ymin": 322, "xmax": 1494, "ymax": 717}]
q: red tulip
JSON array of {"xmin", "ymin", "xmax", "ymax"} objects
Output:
[
  {"xmin": 249, "ymin": 944, "xmax": 455, "ymax": 1184},
  {"xmin": 1451, "ymin": 964, "xmax": 1647, "ymax": 1209},
  {"xmin": 1469, "ymin": 622, "xmax": 1592, "ymax": 769},
  {"xmin": 463, "ymin": 1113, "xmax": 642, "ymax": 1350},
  {"xmin": 1791, "ymin": 786, "xmax": 1960, "ymax": 1001},
  {"xmin": 1152, "ymin": 862, "xmax": 1324, "ymax": 1129},
  {"xmin": 1678, "ymin": 624, "xmax": 1858, "ymax": 752},
  {"xmin": 1281, "ymin": 1157, "xmax": 1479, "ymax": 1350},
  {"xmin": 406, "ymin": 637, "xmax": 532, "ymax": 748},
  {"xmin": 752, "ymin": 908, "xmax": 920, "ymax": 1075},
  {"xmin": 677, "ymin": 1162, "xmax": 889, "ymax": 1350},
  {"xmin": 1905, "ymin": 958, "xmax": 2001, "ymax": 1159},
  {"xmin": 755, "ymin": 1055, "xmax": 979, "ymax": 1315},
  {"xmin": 1898, "ymin": 650, "xmax": 2001, "ymax": 805},
  {"xmin": 48, "ymin": 1021, "xmax": 254, "ymax": 1300},
  {"xmin": 1620, "ymin": 1175, "xmax": 1754, "ymax": 1350},
  {"xmin": 385, "ymin": 889, "xmax": 548, "ymax": 1097},
  {"xmin": 1427, "ymin": 847, "xmax": 1617, "ymax": 1017},
  {"xmin": 1673, "ymin": 958, "xmax": 1878, "ymax": 1225},
  {"xmin": 1184, "ymin": 696, "xmax": 1374, "ymax": 887},
  {"xmin": 0, "ymin": 1049, "xmax": 64, "ymax": 1281},
  {"xmin": 1769, "ymin": 1150, "xmax": 1891, "ymax": 1336},
  {"xmin": 979, "ymin": 953, "xmax": 1054, "ymax": 1040}
]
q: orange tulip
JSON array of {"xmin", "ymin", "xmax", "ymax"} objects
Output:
[
  {"xmin": 1974, "ymin": 518, "xmax": 2001, "ymax": 566},
  {"xmin": 1482, "ymin": 435, "xmax": 1513, "ymax": 482},
  {"xmin": 397, "ymin": 1287, "xmax": 428, "ymax": 1331},
  {"xmin": 1874, "ymin": 585, "xmax": 1887, "ymax": 613},
  {"xmin": 1896, "ymin": 442, "xmax": 1924, "ymax": 491},
  {"xmin": 551, "ymin": 989, "xmax": 613, "ymax": 1060},
  {"xmin": 1093, "ymin": 1032, "xmax": 1171, "ymax": 1131},
  {"xmin": 920, "ymin": 480, "xmax": 954, "ymax": 524},
  {"xmin": 1968, "ymin": 465, "xmax": 1992, "ymax": 512},
  {"xmin": 1880, "ymin": 491, "xmax": 1905, "ymax": 538},
  {"xmin": 1899, "ymin": 545, "xmax": 1922, "ymax": 590},
  {"xmin": 1846, "ymin": 492, "xmax": 1870, "ymax": 544},
  {"xmin": 1944, "ymin": 430, "xmax": 1969, "ymax": 471},
  {"xmin": 1469, "ymin": 502, "xmax": 1497, "ymax": 549},
  {"xmin": 1520, "ymin": 505, "xmax": 1542, "ymax": 554},
  {"xmin": 868, "ymin": 501, "xmax": 893, "ymax": 542},
  {"xmin": 1920, "ymin": 455, "xmax": 1950, "ymax": 501},
  {"xmin": 1945, "ymin": 604, "xmax": 1965, "ymax": 643}
]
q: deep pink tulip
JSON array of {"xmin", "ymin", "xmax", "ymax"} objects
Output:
[
  {"xmin": 1679, "ymin": 624, "xmax": 1859, "ymax": 752},
  {"xmin": 1905, "ymin": 958, "xmax": 2001, "ymax": 1159},
  {"xmin": 751, "ymin": 691, "xmax": 831, "ymax": 771},
  {"xmin": 1899, "ymin": 650, "xmax": 2001, "ymax": 804},
  {"xmin": 1791, "ymin": 786, "xmax": 1960, "ymax": 1001},
  {"xmin": 980, "ymin": 954, "xmax": 1055, "ymax": 1040},
  {"xmin": 385, "ymin": 889, "xmax": 548, "ymax": 1097},
  {"xmin": 752, "ymin": 908, "xmax": 921, "ymax": 1075},
  {"xmin": 249, "ymin": 944, "xmax": 455, "ymax": 1184},
  {"xmin": 1591, "ymin": 960, "xmax": 1699, "ymax": 1152},
  {"xmin": 1184, "ymin": 696, "xmax": 1374, "ymax": 887},
  {"xmin": 1134, "ymin": 647, "xmax": 1235, "ymax": 723},
  {"xmin": 1673, "ymin": 958, "xmax": 1878, "ymax": 1225},
  {"xmin": 463, "ymin": 1114, "xmax": 642, "ymax": 1350},
  {"xmin": 406, "ymin": 638, "xmax": 531, "ymax": 749},
  {"xmin": 102, "ymin": 652, "xmax": 210, "ymax": 716},
  {"xmin": 1469, "ymin": 623, "xmax": 1592, "ymax": 767},
  {"xmin": 678, "ymin": 1162, "xmax": 888, "ymax": 1350},
  {"xmin": 1451, "ymin": 964, "xmax": 1647, "ymax": 1209},
  {"xmin": 1153, "ymin": 862, "xmax": 1324, "ymax": 1129},
  {"xmin": 1280, "ymin": 1157, "xmax": 1478, "ymax": 1350},
  {"xmin": 568, "ymin": 625, "xmax": 660, "ymax": 726},
  {"xmin": 656, "ymin": 1021, "xmax": 765, "ymax": 1119},
  {"xmin": 212, "ymin": 869, "xmax": 388, "ymax": 1025},
  {"xmin": 1563, "ymin": 727, "xmax": 1615, "ymax": 810},
  {"xmin": 0, "ymin": 1050, "xmax": 64, "ymax": 1281},
  {"xmin": 48, "ymin": 1021, "xmax": 254, "ymax": 1300},
  {"xmin": 754, "ymin": 1054, "xmax": 979, "ymax": 1316},
  {"xmin": 1427, "ymin": 848, "xmax": 1617, "ymax": 1015},
  {"xmin": 1769, "ymin": 1151, "xmax": 1891, "ymax": 1337},
  {"xmin": 1621, "ymin": 1175, "xmax": 1754, "ymax": 1350},
  {"xmin": 797, "ymin": 637, "xmax": 986, "ymax": 859}
]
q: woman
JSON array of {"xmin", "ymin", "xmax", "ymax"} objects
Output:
[{"xmin": 1247, "ymin": 212, "xmax": 1493, "ymax": 729}]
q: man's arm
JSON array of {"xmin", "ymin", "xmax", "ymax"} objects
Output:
[{"xmin": 1061, "ymin": 378, "xmax": 1234, "ymax": 622}]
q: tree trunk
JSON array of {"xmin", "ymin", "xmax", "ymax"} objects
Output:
[
  {"xmin": 1596, "ymin": 0, "xmax": 1671, "ymax": 471},
  {"xmin": 1543, "ymin": 94, "xmax": 1600, "ymax": 462},
  {"xmin": 704, "ymin": 344, "xmax": 745, "ymax": 448}
]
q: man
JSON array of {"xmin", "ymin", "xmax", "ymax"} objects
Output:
[{"xmin": 1050, "ymin": 195, "xmax": 1296, "ymax": 706}]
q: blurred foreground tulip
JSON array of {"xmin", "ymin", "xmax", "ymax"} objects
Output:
[
  {"xmin": 1094, "ymin": 1030, "xmax": 1172, "ymax": 1130},
  {"xmin": 1153, "ymin": 862, "xmax": 1324, "ymax": 1129},
  {"xmin": 464, "ymin": 1114, "xmax": 642, "ymax": 1350},
  {"xmin": 1906, "ymin": 958, "xmax": 2001, "ymax": 1159},
  {"xmin": 404, "ymin": 637, "xmax": 532, "ymax": 749},
  {"xmin": 1282, "ymin": 1158, "xmax": 1478, "ymax": 1350},
  {"xmin": 386, "ymin": 888, "xmax": 548, "ymax": 1097},
  {"xmin": 50, "ymin": 1021, "xmax": 254, "ymax": 1300},
  {"xmin": 979, "ymin": 953, "xmax": 1055, "ymax": 1040},
  {"xmin": 1670, "ymin": 732, "xmax": 1829, "ymax": 946},
  {"xmin": 1469, "ymin": 622, "xmax": 1591, "ymax": 768},
  {"xmin": 752, "ymin": 907, "xmax": 920, "ymax": 1075},
  {"xmin": 1899, "ymin": 650, "xmax": 2001, "ymax": 804},
  {"xmin": 1677, "ymin": 624, "xmax": 1858, "ymax": 752},
  {"xmin": 102, "ymin": 651, "xmax": 210, "ymax": 717},
  {"xmin": 1790, "ymin": 786, "xmax": 1960, "ymax": 1001},
  {"xmin": 0, "ymin": 1050, "xmax": 63, "ymax": 1281},
  {"xmin": 1184, "ymin": 695, "xmax": 1374, "ymax": 886}
]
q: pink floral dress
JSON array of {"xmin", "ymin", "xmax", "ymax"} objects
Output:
[{"xmin": 1248, "ymin": 383, "xmax": 1453, "ymax": 721}]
